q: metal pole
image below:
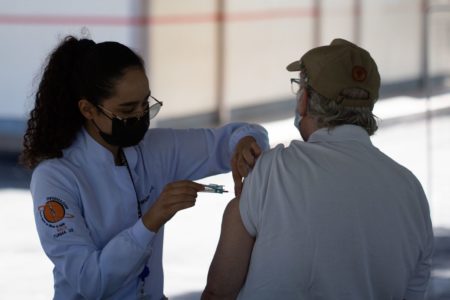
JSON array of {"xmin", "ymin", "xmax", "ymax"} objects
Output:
[
  {"xmin": 313, "ymin": 0, "xmax": 321, "ymax": 47},
  {"xmin": 130, "ymin": 0, "xmax": 150, "ymax": 62},
  {"xmin": 421, "ymin": 0, "xmax": 433, "ymax": 203},
  {"xmin": 216, "ymin": 0, "xmax": 229, "ymax": 124},
  {"xmin": 353, "ymin": 0, "xmax": 361, "ymax": 45},
  {"xmin": 132, "ymin": 0, "xmax": 155, "ymax": 127},
  {"xmin": 142, "ymin": 0, "xmax": 150, "ymax": 66}
]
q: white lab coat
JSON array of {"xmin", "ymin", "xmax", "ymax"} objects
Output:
[{"xmin": 31, "ymin": 123, "xmax": 269, "ymax": 299}]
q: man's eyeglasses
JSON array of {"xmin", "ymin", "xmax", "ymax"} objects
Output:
[
  {"xmin": 290, "ymin": 78, "xmax": 301, "ymax": 95},
  {"xmin": 98, "ymin": 95, "xmax": 163, "ymax": 122}
]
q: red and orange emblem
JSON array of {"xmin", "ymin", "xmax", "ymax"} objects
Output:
[
  {"xmin": 352, "ymin": 65, "xmax": 367, "ymax": 82},
  {"xmin": 39, "ymin": 198, "xmax": 74, "ymax": 223}
]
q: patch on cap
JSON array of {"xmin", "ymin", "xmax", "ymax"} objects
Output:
[
  {"xmin": 352, "ymin": 66, "xmax": 367, "ymax": 82},
  {"xmin": 286, "ymin": 38, "xmax": 380, "ymax": 106}
]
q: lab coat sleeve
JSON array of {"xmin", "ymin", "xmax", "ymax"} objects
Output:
[
  {"xmin": 144, "ymin": 122, "xmax": 269, "ymax": 181},
  {"xmin": 31, "ymin": 162, "xmax": 155, "ymax": 299}
]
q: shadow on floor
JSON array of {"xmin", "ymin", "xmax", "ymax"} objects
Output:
[
  {"xmin": 170, "ymin": 291, "xmax": 202, "ymax": 300},
  {"xmin": 171, "ymin": 232, "xmax": 450, "ymax": 300},
  {"xmin": 0, "ymin": 151, "xmax": 31, "ymax": 189},
  {"xmin": 171, "ymin": 280, "xmax": 450, "ymax": 300}
]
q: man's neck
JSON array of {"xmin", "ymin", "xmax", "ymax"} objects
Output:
[{"xmin": 300, "ymin": 115, "xmax": 319, "ymax": 141}]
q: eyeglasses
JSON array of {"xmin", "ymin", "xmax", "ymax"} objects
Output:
[
  {"xmin": 98, "ymin": 95, "xmax": 163, "ymax": 123},
  {"xmin": 148, "ymin": 95, "xmax": 163, "ymax": 120},
  {"xmin": 290, "ymin": 78, "xmax": 301, "ymax": 95}
]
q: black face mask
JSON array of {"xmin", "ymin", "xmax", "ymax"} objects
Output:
[{"xmin": 94, "ymin": 108, "xmax": 150, "ymax": 147}]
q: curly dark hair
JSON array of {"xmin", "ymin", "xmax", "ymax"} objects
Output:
[{"xmin": 21, "ymin": 36, "xmax": 144, "ymax": 169}]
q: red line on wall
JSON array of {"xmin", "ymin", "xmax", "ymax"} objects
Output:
[
  {"xmin": 0, "ymin": 8, "xmax": 315, "ymax": 26},
  {"xmin": 0, "ymin": 14, "xmax": 143, "ymax": 26},
  {"xmin": 223, "ymin": 8, "xmax": 316, "ymax": 22}
]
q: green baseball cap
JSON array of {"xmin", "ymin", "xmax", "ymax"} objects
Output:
[{"xmin": 286, "ymin": 38, "xmax": 380, "ymax": 107}]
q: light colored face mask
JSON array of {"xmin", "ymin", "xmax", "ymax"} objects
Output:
[
  {"xmin": 294, "ymin": 110, "xmax": 302, "ymax": 130},
  {"xmin": 294, "ymin": 87, "xmax": 304, "ymax": 130}
]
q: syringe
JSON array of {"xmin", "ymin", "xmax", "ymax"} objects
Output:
[{"xmin": 201, "ymin": 183, "xmax": 229, "ymax": 194}]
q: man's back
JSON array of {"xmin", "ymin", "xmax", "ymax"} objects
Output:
[{"xmin": 238, "ymin": 125, "xmax": 433, "ymax": 300}]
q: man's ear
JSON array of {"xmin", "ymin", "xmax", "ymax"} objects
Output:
[
  {"xmin": 299, "ymin": 89, "xmax": 309, "ymax": 117},
  {"xmin": 78, "ymin": 99, "xmax": 96, "ymax": 120}
]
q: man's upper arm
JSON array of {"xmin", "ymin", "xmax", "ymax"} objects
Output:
[
  {"xmin": 202, "ymin": 198, "xmax": 255, "ymax": 300},
  {"xmin": 202, "ymin": 147, "xmax": 272, "ymax": 299}
]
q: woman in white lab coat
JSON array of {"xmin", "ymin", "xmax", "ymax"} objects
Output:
[{"xmin": 21, "ymin": 35, "xmax": 269, "ymax": 299}]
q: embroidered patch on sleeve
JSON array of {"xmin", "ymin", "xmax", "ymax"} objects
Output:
[{"xmin": 38, "ymin": 197, "xmax": 75, "ymax": 238}]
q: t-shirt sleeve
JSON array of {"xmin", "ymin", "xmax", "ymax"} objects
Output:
[
  {"xmin": 239, "ymin": 171, "xmax": 259, "ymax": 237},
  {"xmin": 403, "ymin": 231, "xmax": 433, "ymax": 300},
  {"xmin": 404, "ymin": 179, "xmax": 434, "ymax": 300},
  {"xmin": 239, "ymin": 148, "xmax": 277, "ymax": 237}
]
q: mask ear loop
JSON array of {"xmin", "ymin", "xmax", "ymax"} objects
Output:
[
  {"xmin": 90, "ymin": 105, "xmax": 119, "ymax": 147},
  {"xmin": 90, "ymin": 118, "xmax": 115, "ymax": 148},
  {"xmin": 89, "ymin": 103, "xmax": 112, "ymax": 134},
  {"xmin": 91, "ymin": 119, "xmax": 104, "ymax": 132}
]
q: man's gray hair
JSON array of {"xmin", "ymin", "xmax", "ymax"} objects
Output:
[{"xmin": 299, "ymin": 71, "xmax": 379, "ymax": 136}]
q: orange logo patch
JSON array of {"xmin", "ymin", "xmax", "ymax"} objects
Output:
[
  {"xmin": 39, "ymin": 198, "xmax": 74, "ymax": 224},
  {"xmin": 41, "ymin": 200, "xmax": 65, "ymax": 223},
  {"xmin": 352, "ymin": 65, "xmax": 367, "ymax": 82}
]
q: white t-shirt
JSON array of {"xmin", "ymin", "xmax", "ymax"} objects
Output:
[{"xmin": 239, "ymin": 125, "xmax": 433, "ymax": 300}]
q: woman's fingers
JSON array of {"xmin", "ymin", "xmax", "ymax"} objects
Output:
[{"xmin": 143, "ymin": 180, "xmax": 203, "ymax": 231}]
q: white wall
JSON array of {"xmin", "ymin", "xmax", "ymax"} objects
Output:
[
  {"xmin": 1, "ymin": 0, "xmax": 449, "ymax": 123},
  {"xmin": 0, "ymin": 0, "xmax": 137, "ymax": 119},
  {"xmin": 149, "ymin": 0, "xmax": 218, "ymax": 118}
]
